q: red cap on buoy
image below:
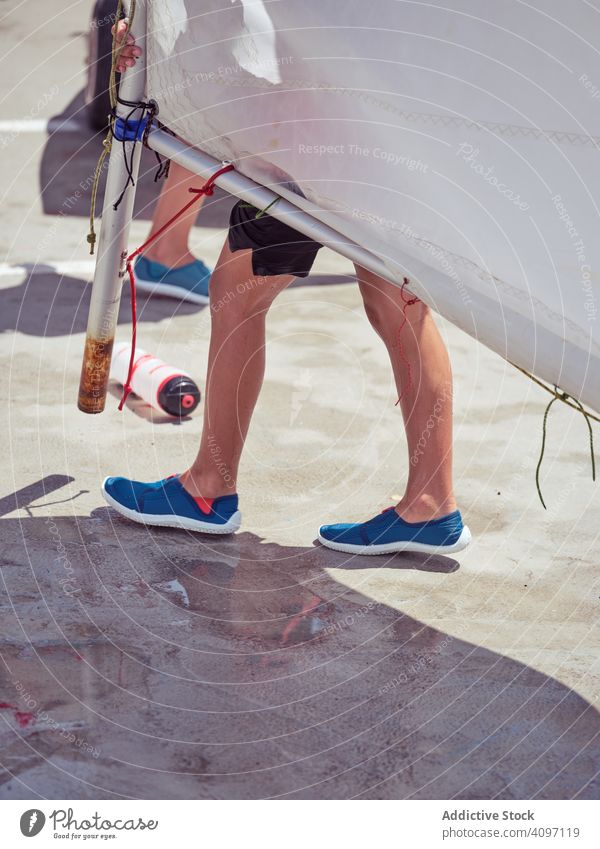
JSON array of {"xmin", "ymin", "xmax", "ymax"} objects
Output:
[{"xmin": 157, "ymin": 377, "xmax": 201, "ymax": 416}]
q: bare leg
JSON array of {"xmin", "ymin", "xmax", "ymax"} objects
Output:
[
  {"xmin": 143, "ymin": 161, "xmax": 206, "ymax": 268},
  {"xmin": 355, "ymin": 265, "xmax": 457, "ymax": 522},
  {"xmin": 180, "ymin": 242, "xmax": 294, "ymax": 498}
]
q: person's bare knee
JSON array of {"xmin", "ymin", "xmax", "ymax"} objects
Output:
[
  {"xmin": 210, "ymin": 243, "xmax": 292, "ymax": 322},
  {"xmin": 356, "ymin": 266, "xmax": 428, "ymax": 340}
]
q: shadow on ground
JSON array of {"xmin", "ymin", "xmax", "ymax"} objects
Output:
[
  {"xmin": 1, "ymin": 477, "xmax": 599, "ymax": 799},
  {"xmin": 0, "ymin": 270, "xmax": 206, "ymax": 337},
  {"xmin": 0, "ymin": 270, "xmax": 354, "ymax": 338},
  {"xmin": 40, "ymin": 91, "xmax": 237, "ymax": 227}
]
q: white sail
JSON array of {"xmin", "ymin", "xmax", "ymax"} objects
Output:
[{"xmin": 145, "ymin": 0, "xmax": 600, "ymax": 411}]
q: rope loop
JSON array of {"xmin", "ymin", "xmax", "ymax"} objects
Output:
[
  {"xmin": 394, "ymin": 277, "xmax": 420, "ymax": 406},
  {"xmin": 118, "ymin": 163, "xmax": 235, "ymax": 410}
]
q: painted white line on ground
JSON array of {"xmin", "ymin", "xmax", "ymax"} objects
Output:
[
  {"xmin": 0, "ymin": 260, "xmax": 95, "ymax": 278},
  {"xmin": 0, "ymin": 249, "xmax": 350, "ymax": 280},
  {"xmin": 0, "ymin": 118, "xmax": 86, "ymax": 134}
]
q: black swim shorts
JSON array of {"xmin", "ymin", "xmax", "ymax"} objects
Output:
[{"xmin": 227, "ymin": 200, "xmax": 322, "ymax": 278}]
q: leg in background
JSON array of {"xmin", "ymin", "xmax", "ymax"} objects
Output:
[
  {"xmin": 179, "ymin": 241, "xmax": 294, "ymax": 498},
  {"xmin": 355, "ymin": 264, "xmax": 457, "ymax": 523},
  {"xmin": 143, "ymin": 161, "xmax": 207, "ymax": 268}
]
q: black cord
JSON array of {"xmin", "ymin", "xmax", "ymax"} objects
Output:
[{"xmin": 110, "ymin": 97, "xmax": 158, "ymax": 209}]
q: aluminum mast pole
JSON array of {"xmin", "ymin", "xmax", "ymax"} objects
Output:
[
  {"xmin": 146, "ymin": 125, "xmax": 404, "ymax": 288},
  {"xmin": 77, "ymin": 0, "xmax": 147, "ymax": 414}
]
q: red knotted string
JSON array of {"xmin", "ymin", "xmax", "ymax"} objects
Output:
[
  {"xmin": 118, "ymin": 162, "xmax": 235, "ymax": 410},
  {"xmin": 395, "ymin": 277, "xmax": 420, "ymax": 407}
]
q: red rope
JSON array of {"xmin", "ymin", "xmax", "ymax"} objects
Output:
[
  {"xmin": 118, "ymin": 163, "xmax": 235, "ymax": 410},
  {"xmin": 395, "ymin": 277, "xmax": 420, "ymax": 407}
]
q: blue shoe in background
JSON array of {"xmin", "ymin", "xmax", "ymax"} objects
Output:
[
  {"xmin": 102, "ymin": 474, "xmax": 241, "ymax": 534},
  {"xmin": 318, "ymin": 508, "xmax": 471, "ymax": 555},
  {"xmin": 133, "ymin": 255, "xmax": 211, "ymax": 304}
]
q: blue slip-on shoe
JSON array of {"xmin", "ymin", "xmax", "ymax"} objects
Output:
[
  {"xmin": 133, "ymin": 255, "xmax": 211, "ymax": 304},
  {"xmin": 318, "ymin": 507, "xmax": 471, "ymax": 555},
  {"xmin": 101, "ymin": 474, "xmax": 241, "ymax": 534}
]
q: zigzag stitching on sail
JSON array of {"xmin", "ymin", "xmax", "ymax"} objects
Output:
[
  {"xmin": 353, "ymin": 215, "xmax": 597, "ymax": 350},
  {"xmin": 197, "ymin": 74, "xmax": 600, "ymax": 148},
  {"xmin": 397, "ymin": 111, "xmax": 600, "ymax": 147},
  {"xmin": 399, "ymin": 233, "xmax": 597, "ymax": 349},
  {"xmin": 268, "ymin": 181, "xmax": 596, "ymax": 352}
]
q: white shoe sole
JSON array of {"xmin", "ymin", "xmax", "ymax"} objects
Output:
[
  {"xmin": 101, "ymin": 479, "xmax": 241, "ymax": 534},
  {"xmin": 133, "ymin": 271, "xmax": 209, "ymax": 305},
  {"xmin": 317, "ymin": 525, "xmax": 472, "ymax": 555}
]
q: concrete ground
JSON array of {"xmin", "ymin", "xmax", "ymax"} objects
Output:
[{"xmin": 0, "ymin": 1, "xmax": 599, "ymax": 800}]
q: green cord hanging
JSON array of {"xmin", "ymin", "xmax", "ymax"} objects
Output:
[{"xmin": 534, "ymin": 385, "xmax": 596, "ymax": 509}]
